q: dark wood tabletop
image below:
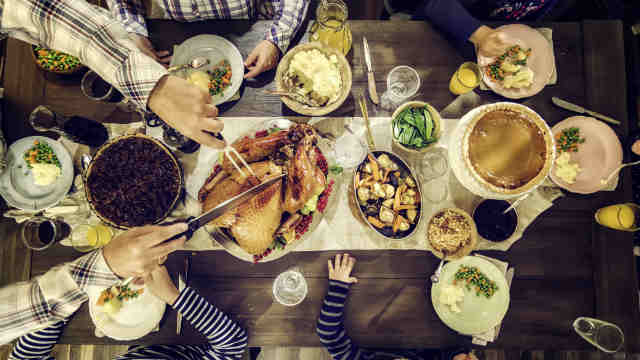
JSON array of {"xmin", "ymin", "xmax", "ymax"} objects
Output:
[{"xmin": 8, "ymin": 20, "xmax": 638, "ymax": 351}]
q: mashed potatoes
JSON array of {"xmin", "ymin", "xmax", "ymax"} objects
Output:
[
  {"xmin": 555, "ymin": 152, "xmax": 581, "ymax": 184},
  {"xmin": 287, "ymin": 49, "xmax": 342, "ymax": 103},
  {"xmin": 439, "ymin": 284, "xmax": 465, "ymax": 313},
  {"xmin": 187, "ymin": 71, "xmax": 210, "ymax": 92},
  {"xmin": 31, "ymin": 163, "xmax": 61, "ymax": 186},
  {"xmin": 503, "ymin": 67, "xmax": 534, "ymax": 89}
]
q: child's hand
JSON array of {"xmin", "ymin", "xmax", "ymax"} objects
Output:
[{"xmin": 328, "ymin": 253, "xmax": 358, "ymax": 284}]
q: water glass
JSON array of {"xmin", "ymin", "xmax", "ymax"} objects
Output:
[
  {"xmin": 573, "ymin": 317, "xmax": 624, "ymax": 353},
  {"xmin": 273, "ymin": 267, "xmax": 308, "ymax": 306},
  {"xmin": 21, "ymin": 217, "xmax": 63, "ymax": 251},
  {"xmin": 380, "ymin": 66, "xmax": 421, "ymax": 111},
  {"xmin": 419, "ymin": 150, "xmax": 449, "ymax": 203}
]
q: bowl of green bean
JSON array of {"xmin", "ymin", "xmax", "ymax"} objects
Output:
[{"xmin": 31, "ymin": 46, "xmax": 85, "ymax": 75}]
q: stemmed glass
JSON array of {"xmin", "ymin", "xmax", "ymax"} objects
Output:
[
  {"xmin": 273, "ymin": 267, "xmax": 308, "ymax": 306},
  {"xmin": 380, "ymin": 65, "xmax": 421, "ymax": 111}
]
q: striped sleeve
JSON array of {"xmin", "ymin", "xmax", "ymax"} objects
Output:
[
  {"xmin": 173, "ymin": 287, "xmax": 248, "ymax": 359},
  {"xmin": 316, "ymin": 280, "xmax": 373, "ymax": 360},
  {"xmin": 264, "ymin": 0, "xmax": 310, "ymax": 53},
  {"xmin": 105, "ymin": 0, "xmax": 149, "ymax": 37},
  {"xmin": 9, "ymin": 320, "xmax": 66, "ymax": 360}
]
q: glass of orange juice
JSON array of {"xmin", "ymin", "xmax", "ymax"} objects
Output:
[
  {"xmin": 71, "ymin": 223, "xmax": 113, "ymax": 252},
  {"xmin": 449, "ymin": 62, "xmax": 482, "ymax": 95},
  {"xmin": 595, "ymin": 203, "xmax": 640, "ymax": 231}
]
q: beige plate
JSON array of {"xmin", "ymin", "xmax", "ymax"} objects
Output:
[{"xmin": 275, "ymin": 42, "xmax": 352, "ymax": 116}]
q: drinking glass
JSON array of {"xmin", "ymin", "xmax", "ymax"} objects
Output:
[
  {"xmin": 71, "ymin": 223, "xmax": 113, "ymax": 252},
  {"xmin": 21, "ymin": 217, "xmax": 62, "ymax": 251},
  {"xmin": 273, "ymin": 267, "xmax": 308, "ymax": 306},
  {"xmin": 449, "ymin": 62, "xmax": 482, "ymax": 95},
  {"xmin": 595, "ymin": 203, "xmax": 640, "ymax": 231},
  {"xmin": 419, "ymin": 150, "xmax": 449, "ymax": 203},
  {"xmin": 330, "ymin": 131, "xmax": 367, "ymax": 169},
  {"xmin": 29, "ymin": 106, "xmax": 109, "ymax": 147},
  {"xmin": 81, "ymin": 70, "xmax": 133, "ymax": 111},
  {"xmin": 380, "ymin": 66, "xmax": 421, "ymax": 111},
  {"xmin": 573, "ymin": 317, "xmax": 624, "ymax": 353}
]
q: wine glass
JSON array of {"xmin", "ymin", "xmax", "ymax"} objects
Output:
[{"xmin": 272, "ymin": 267, "xmax": 308, "ymax": 306}]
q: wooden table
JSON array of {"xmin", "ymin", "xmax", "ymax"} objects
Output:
[{"xmin": 5, "ymin": 20, "xmax": 638, "ymax": 351}]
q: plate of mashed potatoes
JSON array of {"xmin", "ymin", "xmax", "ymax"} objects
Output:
[
  {"xmin": 0, "ymin": 136, "xmax": 73, "ymax": 211},
  {"xmin": 276, "ymin": 42, "xmax": 352, "ymax": 115}
]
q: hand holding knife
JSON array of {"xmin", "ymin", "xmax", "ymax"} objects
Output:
[{"xmin": 363, "ymin": 37, "xmax": 379, "ymax": 105}]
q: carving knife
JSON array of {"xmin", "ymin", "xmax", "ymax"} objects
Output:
[
  {"xmin": 551, "ymin": 97, "xmax": 620, "ymax": 125},
  {"xmin": 363, "ymin": 37, "xmax": 379, "ymax": 105}
]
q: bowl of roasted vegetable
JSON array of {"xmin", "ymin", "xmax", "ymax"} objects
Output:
[
  {"xmin": 391, "ymin": 101, "xmax": 442, "ymax": 154},
  {"xmin": 353, "ymin": 151, "xmax": 422, "ymax": 239},
  {"xmin": 32, "ymin": 46, "xmax": 85, "ymax": 75}
]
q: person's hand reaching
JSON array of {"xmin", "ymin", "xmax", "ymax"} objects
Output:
[
  {"xmin": 129, "ymin": 33, "xmax": 172, "ymax": 67},
  {"xmin": 328, "ymin": 253, "xmax": 358, "ymax": 284},
  {"xmin": 244, "ymin": 40, "xmax": 280, "ymax": 79},
  {"xmin": 102, "ymin": 223, "xmax": 187, "ymax": 278},
  {"xmin": 148, "ymin": 75, "xmax": 225, "ymax": 149},
  {"xmin": 469, "ymin": 26, "xmax": 512, "ymax": 58},
  {"xmin": 143, "ymin": 266, "xmax": 180, "ymax": 306}
]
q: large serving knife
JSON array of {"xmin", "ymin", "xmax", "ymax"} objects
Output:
[
  {"xmin": 363, "ymin": 37, "xmax": 379, "ymax": 105},
  {"xmin": 551, "ymin": 97, "xmax": 620, "ymax": 125}
]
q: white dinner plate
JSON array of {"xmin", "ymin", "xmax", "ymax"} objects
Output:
[
  {"xmin": 171, "ymin": 34, "xmax": 244, "ymax": 105},
  {"xmin": 431, "ymin": 256, "xmax": 510, "ymax": 335},
  {"xmin": 0, "ymin": 136, "xmax": 73, "ymax": 211},
  {"xmin": 89, "ymin": 284, "xmax": 166, "ymax": 341}
]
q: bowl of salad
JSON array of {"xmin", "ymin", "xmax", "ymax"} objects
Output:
[
  {"xmin": 391, "ymin": 101, "xmax": 442, "ymax": 154},
  {"xmin": 31, "ymin": 46, "xmax": 85, "ymax": 75}
]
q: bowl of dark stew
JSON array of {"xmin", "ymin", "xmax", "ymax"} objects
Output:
[{"xmin": 84, "ymin": 134, "xmax": 183, "ymax": 229}]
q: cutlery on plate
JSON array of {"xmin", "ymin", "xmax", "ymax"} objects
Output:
[
  {"xmin": 600, "ymin": 160, "xmax": 640, "ymax": 186},
  {"xmin": 551, "ymin": 97, "xmax": 621, "ymax": 125},
  {"xmin": 363, "ymin": 37, "xmax": 379, "ymax": 105},
  {"xmin": 430, "ymin": 250, "xmax": 447, "ymax": 283},
  {"xmin": 167, "ymin": 56, "xmax": 209, "ymax": 73}
]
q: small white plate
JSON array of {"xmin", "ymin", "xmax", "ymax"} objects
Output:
[
  {"xmin": 171, "ymin": 34, "xmax": 244, "ymax": 106},
  {"xmin": 89, "ymin": 284, "xmax": 166, "ymax": 341},
  {"xmin": 0, "ymin": 136, "xmax": 73, "ymax": 211}
]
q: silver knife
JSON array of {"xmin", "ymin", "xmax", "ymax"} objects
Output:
[
  {"xmin": 166, "ymin": 174, "xmax": 286, "ymax": 241},
  {"xmin": 363, "ymin": 37, "xmax": 379, "ymax": 105},
  {"xmin": 551, "ymin": 97, "xmax": 620, "ymax": 125}
]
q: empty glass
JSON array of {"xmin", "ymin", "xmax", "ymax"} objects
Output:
[
  {"xmin": 380, "ymin": 65, "xmax": 421, "ymax": 111},
  {"xmin": 419, "ymin": 150, "xmax": 449, "ymax": 203},
  {"xmin": 573, "ymin": 317, "xmax": 624, "ymax": 353},
  {"xmin": 21, "ymin": 217, "xmax": 63, "ymax": 251},
  {"xmin": 273, "ymin": 267, "xmax": 308, "ymax": 306}
]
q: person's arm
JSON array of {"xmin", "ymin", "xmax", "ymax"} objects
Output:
[
  {"xmin": 173, "ymin": 287, "xmax": 248, "ymax": 358},
  {"xmin": 105, "ymin": 0, "xmax": 148, "ymax": 37},
  {"xmin": 0, "ymin": 224, "xmax": 187, "ymax": 345},
  {"xmin": 0, "ymin": 251, "xmax": 118, "ymax": 345},
  {"xmin": 316, "ymin": 254, "xmax": 372, "ymax": 360},
  {"xmin": 9, "ymin": 320, "xmax": 67, "ymax": 360},
  {"xmin": 265, "ymin": 0, "xmax": 310, "ymax": 54},
  {"xmin": 0, "ymin": 0, "xmax": 223, "ymax": 148}
]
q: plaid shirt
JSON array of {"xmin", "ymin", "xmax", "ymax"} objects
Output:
[
  {"xmin": 105, "ymin": 0, "xmax": 309, "ymax": 53},
  {"xmin": 0, "ymin": 0, "xmax": 169, "ymax": 110},
  {"xmin": 0, "ymin": 250, "xmax": 119, "ymax": 345}
]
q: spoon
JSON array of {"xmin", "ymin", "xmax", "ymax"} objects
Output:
[
  {"xmin": 600, "ymin": 160, "xmax": 640, "ymax": 186},
  {"xmin": 167, "ymin": 57, "xmax": 209, "ymax": 73},
  {"xmin": 430, "ymin": 251, "xmax": 447, "ymax": 283},
  {"xmin": 502, "ymin": 192, "xmax": 531, "ymax": 214}
]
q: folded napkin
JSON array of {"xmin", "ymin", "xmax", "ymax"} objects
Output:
[
  {"xmin": 469, "ymin": 254, "xmax": 515, "ymax": 345},
  {"xmin": 479, "ymin": 27, "xmax": 557, "ymax": 90}
]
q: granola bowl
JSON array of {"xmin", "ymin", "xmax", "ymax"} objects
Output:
[{"xmin": 428, "ymin": 208, "xmax": 478, "ymax": 260}]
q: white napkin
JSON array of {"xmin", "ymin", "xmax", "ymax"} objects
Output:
[{"xmin": 469, "ymin": 254, "xmax": 515, "ymax": 345}]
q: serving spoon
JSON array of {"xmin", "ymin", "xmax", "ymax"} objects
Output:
[
  {"xmin": 600, "ymin": 160, "xmax": 640, "ymax": 186},
  {"xmin": 430, "ymin": 250, "xmax": 448, "ymax": 283},
  {"xmin": 167, "ymin": 56, "xmax": 209, "ymax": 73}
]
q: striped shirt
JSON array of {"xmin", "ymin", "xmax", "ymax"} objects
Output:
[
  {"xmin": 105, "ymin": 0, "xmax": 310, "ymax": 53},
  {"xmin": 316, "ymin": 281, "xmax": 434, "ymax": 360},
  {"xmin": 0, "ymin": 0, "xmax": 168, "ymax": 110},
  {"xmin": 9, "ymin": 287, "xmax": 248, "ymax": 360}
]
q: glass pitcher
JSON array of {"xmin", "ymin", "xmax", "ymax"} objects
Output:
[{"xmin": 310, "ymin": 0, "xmax": 352, "ymax": 55}]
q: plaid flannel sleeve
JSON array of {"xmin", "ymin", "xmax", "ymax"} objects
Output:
[
  {"xmin": 105, "ymin": 0, "xmax": 149, "ymax": 37},
  {"xmin": 0, "ymin": 0, "xmax": 168, "ymax": 110},
  {"xmin": 265, "ymin": 0, "xmax": 310, "ymax": 53},
  {"xmin": 0, "ymin": 250, "xmax": 119, "ymax": 345}
]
